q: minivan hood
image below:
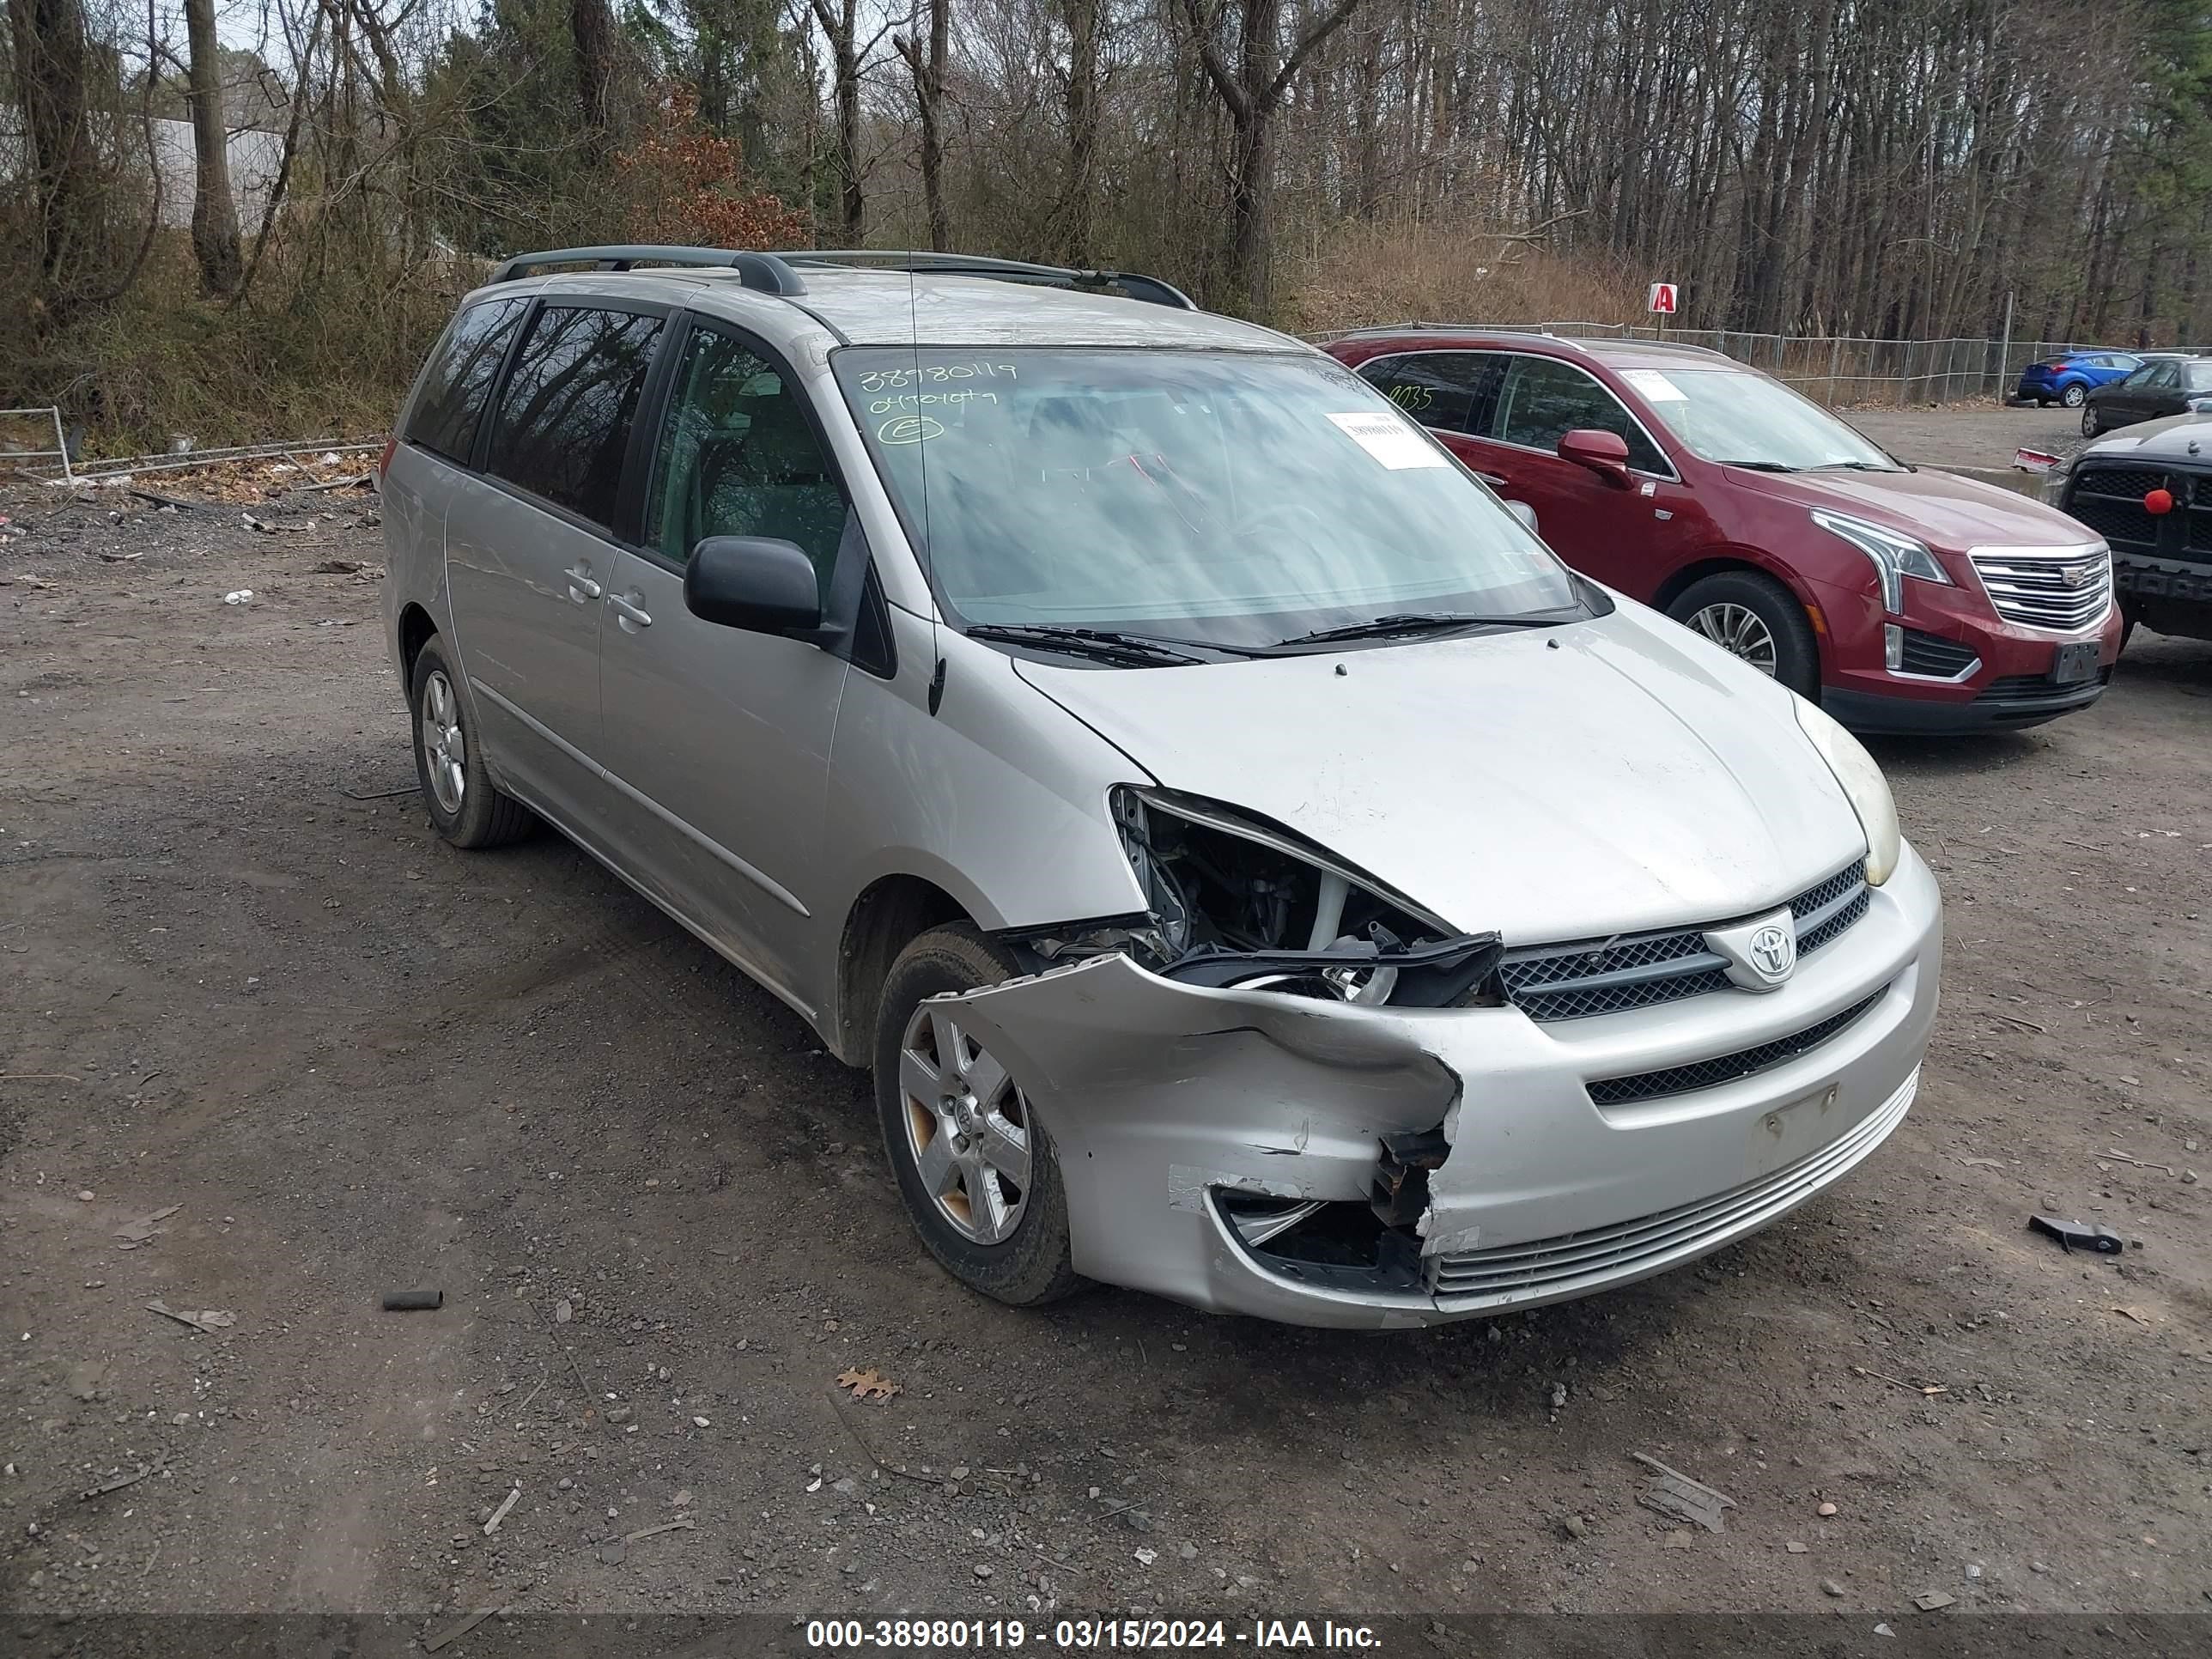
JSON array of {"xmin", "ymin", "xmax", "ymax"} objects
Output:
[
  {"xmin": 1016, "ymin": 606, "xmax": 1869, "ymax": 945},
  {"xmin": 1730, "ymin": 464, "xmax": 2092, "ymax": 552}
]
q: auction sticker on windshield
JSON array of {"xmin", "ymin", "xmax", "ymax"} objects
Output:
[
  {"xmin": 1326, "ymin": 410, "xmax": 1445, "ymax": 469},
  {"xmin": 1620, "ymin": 368, "xmax": 1688, "ymax": 401}
]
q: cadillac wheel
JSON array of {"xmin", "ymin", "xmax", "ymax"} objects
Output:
[
  {"xmin": 1667, "ymin": 570, "xmax": 1820, "ymax": 696},
  {"xmin": 873, "ymin": 925, "xmax": 1082, "ymax": 1305}
]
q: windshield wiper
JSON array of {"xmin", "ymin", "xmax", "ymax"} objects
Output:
[
  {"xmin": 963, "ymin": 623, "xmax": 1208, "ymax": 666},
  {"xmin": 1267, "ymin": 611, "xmax": 1563, "ymax": 649},
  {"xmin": 1715, "ymin": 459, "xmax": 1804, "ymax": 472},
  {"xmin": 1810, "ymin": 459, "xmax": 1904, "ymax": 472}
]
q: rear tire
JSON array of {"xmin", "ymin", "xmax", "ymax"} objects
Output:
[
  {"xmin": 2061, "ymin": 383, "xmax": 2087, "ymax": 408},
  {"xmin": 1668, "ymin": 571, "xmax": 1821, "ymax": 699},
  {"xmin": 873, "ymin": 924, "xmax": 1085, "ymax": 1309},
  {"xmin": 410, "ymin": 639, "xmax": 536, "ymax": 849}
]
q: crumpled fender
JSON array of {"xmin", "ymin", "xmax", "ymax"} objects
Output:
[{"xmin": 933, "ymin": 954, "xmax": 1467, "ymax": 1280}]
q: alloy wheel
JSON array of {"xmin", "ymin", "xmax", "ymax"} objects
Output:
[
  {"xmin": 898, "ymin": 1004, "xmax": 1032, "ymax": 1244},
  {"xmin": 1686, "ymin": 602, "xmax": 1779, "ymax": 675},
  {"xmin": 421, "ymin": 668, "xmax": 466, "ymax": 814}
]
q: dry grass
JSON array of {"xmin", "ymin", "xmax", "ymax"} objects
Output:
[{"xmin": 1283, "ymin": 218, "xmax": 1647, "ymax": 337}]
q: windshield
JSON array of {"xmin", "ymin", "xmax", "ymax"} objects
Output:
[
  {"xmin": 834, "ymin": 347, "xmax": 1582, "ymax": 652},
  {"xmin": 1620, "ymin": 367, "xmax": 1901, "ymax": 471}
]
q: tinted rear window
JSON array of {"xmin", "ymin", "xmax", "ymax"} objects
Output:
[
  {"xmin": 484, "ymin": 306, "xmax": 664, "ymax": 529},
  {"xmin": 404, "ymin": 299, "xmax": 526, "ymax": 464},
  {"xmin": 1355, "ymin": 352, "xmax": 1492, "ymax": 432}
]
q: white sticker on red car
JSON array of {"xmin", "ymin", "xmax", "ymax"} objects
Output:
[
  {"xmin": 1326, "ymin": 410, "xmax": 1445, "ymax": 469},
  {"xmin": 1620, "ymin": 368, "xmax": 1688, "ymax": 401}
]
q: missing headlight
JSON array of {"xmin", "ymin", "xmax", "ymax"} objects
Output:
[{"xmin": 1111, "ymin": 787, "xmax": 1504, "ymax": 1008}]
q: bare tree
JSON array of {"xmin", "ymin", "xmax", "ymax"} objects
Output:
[
  {"xmin": 573, "ymin": 0, "xmax": 617, "ymax": 159},
  {"xmin": 896, "ymin": 0, "xmax": 951, "ymax": 250},
  {"xmin": 810, "ymin": 0, "xmax": 869, "ymax": 238},
  {"xmin": 183, "ymin": 0, "xmax": 243, "ymax": 295},
  {"xmin": 9, "ymin": 0, "xmax": 99, "ymax": 312},
  {"xmin": 1177, "ymin": 0, "xmax": 1370, "ymax": 314}
]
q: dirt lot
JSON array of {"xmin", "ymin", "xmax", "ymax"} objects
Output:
[
  {"xmin": 1850, "ymin": 403, "xmax": 2086, "ymax": 469},
  {"xmin": 3, "ymin": 447, "xmax": 2209, "ymax": 1636}
]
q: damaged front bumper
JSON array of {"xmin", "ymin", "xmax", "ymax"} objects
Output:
[{"xmin": 939, "ymin": 845, "xmax": 1942, "ymax": 1329}]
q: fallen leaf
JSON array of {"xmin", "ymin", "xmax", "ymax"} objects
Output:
[{"xmin": 836, "ymin": 1366, "xmax": 901, "ymax": 1404}]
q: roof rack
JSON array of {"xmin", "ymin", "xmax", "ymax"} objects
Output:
[
  {"xmin": 489, "ymin": 245, "xmax": 809, "ymax": 294},
  {"xmin": 788, "ymin": 250, "xmax": 1197, "ymax": 311},
  {"xmin": 486, "ymin": 244, "xmax": 1199, "ymax": 311}
]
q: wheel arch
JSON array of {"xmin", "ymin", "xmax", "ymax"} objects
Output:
[
  {"xmin": 1652, "ymin": 554, "xmax": 1831, "ymax": 675},
  {"xmin": 832, "ymin": 873, "xmax": 974, "ymax": 1066},
  {"xmin": 398, "ymin": 602, "xmax": 439, "ymax": 686}
]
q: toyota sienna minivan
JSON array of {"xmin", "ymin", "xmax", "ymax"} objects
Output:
[{"xmin": 380, "ymin": 246, "xmax": 1942, "ymax": 1328}]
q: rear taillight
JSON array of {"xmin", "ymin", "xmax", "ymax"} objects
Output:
[{"xmin": 376, "ymin": 434, "xmax": 397, "ymax": 479}]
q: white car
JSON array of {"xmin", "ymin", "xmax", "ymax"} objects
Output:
[{"xmin": 380, "ymin": 246, "xmax": 1942, "ymax": 1328}]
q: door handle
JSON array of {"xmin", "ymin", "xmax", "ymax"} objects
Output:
[
  {"xmin": 1474, "ymin": 471, "xmax": 1511, "ymax": 489},
  {"xmin": 565, "ymin": 565, "xmax": 602, "ymax": 603},
  {"xmin": 610, "ymin": 592, "xmax": 653, "ymax": 631}
]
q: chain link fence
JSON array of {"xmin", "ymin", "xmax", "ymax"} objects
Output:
[{"xmin": 1501, "ymin": 323, "xmax": 2212, "ymax": 407}]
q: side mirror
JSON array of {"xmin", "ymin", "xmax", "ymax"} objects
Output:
[
  {"xmin": 684, "ymin": 536, "xmax": 822, "ymax": 634},
  {"xmin": 1558, "ymin": 428, "xmax": 1632, "ymax": 484},
  {"xmin": 1504, "ymin": 500, "xmax": 1540, "ymax": 535}
]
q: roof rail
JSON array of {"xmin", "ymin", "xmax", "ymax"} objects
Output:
[
  {"xmin": 489, "ymin": 246, "xmax": 808, "ymax": 296},
  {"xmin": 790, "ymin": 249, "xmax": 1198, "ymax": 311}
]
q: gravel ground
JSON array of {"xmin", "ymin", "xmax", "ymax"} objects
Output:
[
  {"xmin": 2, "ymin": 447, "xmax": 2208, "ymax": 1633},
  {"xmin": 1849, "ymin": 403, "xmax": 2087, "ymax": 469}
]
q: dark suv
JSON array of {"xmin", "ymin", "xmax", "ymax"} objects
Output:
[
  {"xmin": 2051, "ymin": 415, "xmax": 2212, "ymax": 644},
  {"xmin": 1322, "ymin": 328, "xmax": 2123, "ymax": 734}
]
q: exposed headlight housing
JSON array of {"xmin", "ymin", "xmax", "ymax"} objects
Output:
[
  {"xmin": 1793, "ymin": 697, "xmax": 1900, "ymax": 885},
  {"xmin": 1812, "ymin": 509, "xmax": 1952, "ymax": 615}
]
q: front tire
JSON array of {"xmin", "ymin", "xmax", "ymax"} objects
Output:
[
  {"xmin": 2081, "ymin": 405, "xmax": 2102, "ymax": 438},
  {"xmin": 1668, "ymin": 570, "xmax": 1821, "ymax": 698},
  {"xmin": 410, "ymin": 640, "xmax": 536, "ymax": 849},
  {"xmin": 873, "ymin": 925, "xmax": 1084, "ymax": 1308},
  {"xmin": 2061, "ymin": 382, "xmax": 2087, "ymax": 408}
]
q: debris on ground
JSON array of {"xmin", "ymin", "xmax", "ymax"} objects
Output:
[
  {"xmin": 2102, "ymin": 1149, "xmax": 2176, "ymax": 1175},
  {"xmin": 222, "ymin": 589, "xmax": 253, "ymax": 605},
  {"xmin": 424, "ymin": 1605, "xmax": 505, "ymax": 1652},
  {"xmin": 145, "ymin": 1301, "xmax": 234, "ymax": 1334},
  {"xmin": 381, "ymin": 1289, "xmax": 443, "ymax": 1311},
  {"xmin": 1630, "ymin": 1453, "xmax": 1735, "ymax": 1533},
  {"xmin": 2027, "ymin": 1214, "xmax": 2124, "ymax": 1255},
  {"xmin": 80, "ymin": 1462, "xmax": 155, "ymax": 1499},
  {"xmin": 1821, "ymin": 1578, "xmax": 1845, "ymax": 1596},
  {"xmin": 483, "ymin": 1483, "xmax": 520, "ymax": 1535},
  {"xmin": 1912, "ymin": 1590, "xmax": 1957, "ymax": 1611},
  {"xmin": 113, "ymin": 1205, "xmax": 179, "ymax": 1248},
  {"xmin": 836, "ymin": 1366, "xmax": 900, "ymax": 1403},
  {"xmin": 1851, "ymin": 1365, "xmax": 1948, "ymax": 1397}
]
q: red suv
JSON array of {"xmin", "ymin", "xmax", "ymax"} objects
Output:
[{"xmin": 1322, "ymin": 329, "xmax": 2123, "ymax": 733}]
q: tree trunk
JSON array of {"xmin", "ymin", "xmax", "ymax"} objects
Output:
[
  {"xmin": 571, "ymin": 0, "xmax": 617, "ymax": 160},
  {"xmin": 182, "ymin": 0, "xmax": 242, "ymax": 295},
  {"xmin": 1182, "ymin": 0, "xmax": 1369, "ymax": 318},
  {"xmin": 896, "ymin": 0, "xmax": 951, "ymax": 252},
  {"xmin": 811, "ymin": 0, "xmax": 866, "ymax": 240},
  {"xmin": 10, "ymin": 0, "xmax": 98, "ymax": 314},
  {"xmin": 1059, "ymin": 0, "xmax": 1101, "ymax": 265}
]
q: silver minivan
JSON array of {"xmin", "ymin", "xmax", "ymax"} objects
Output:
[{"xmin": 380, "ymin": 246, "xmax": 1942, "ymax": 1328}]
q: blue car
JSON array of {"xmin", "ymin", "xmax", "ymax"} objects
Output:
[{"xmin": 2015, "ymin": 350, "xmax": 2142, "ymax": 407}]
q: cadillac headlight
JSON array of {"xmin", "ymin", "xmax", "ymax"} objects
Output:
[
  {"xmin": 1813, "ymin": 509, "xmax": 1951, "ymax": 615},
  {"xmin": 1794, "ymin": 697, "xmax": 1900, "ymax": 885}
]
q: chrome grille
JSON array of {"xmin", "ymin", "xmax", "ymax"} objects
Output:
[
  {"xmin": 1499, "ymin": 864, "xmax": 1869, "ymax": 1023},
  {"xmin": 1585, "ymin": 990, "xmax": 1884, "ymax": 1106},
  {"xmin": 1968, "ymin": 545, "xmax": 2112, "ymax": 631},
  {"xmin": 1428, "ymin": 1071, "xmax": 1917, "ymax": 1304}
]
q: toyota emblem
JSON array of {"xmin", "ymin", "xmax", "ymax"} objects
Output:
[{"xmin": 1747, "ymin": 923, "xmax": 1796, "ymax": 982}]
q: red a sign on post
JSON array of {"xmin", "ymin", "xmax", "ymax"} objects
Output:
[{"xmin": 1648, "ymin": 283, "xmax": 1679, "ymax": 315}]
